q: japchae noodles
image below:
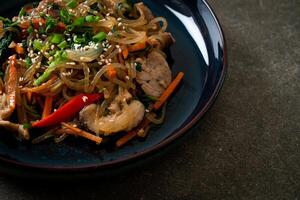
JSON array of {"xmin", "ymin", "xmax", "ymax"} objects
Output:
[{"xmin": 0, "ymin": 0, "xmax": 183, "ymax": 147}]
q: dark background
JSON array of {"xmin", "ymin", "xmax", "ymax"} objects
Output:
[{"xmin": 0, "ymin": 0, "xmax": 299, "ymax": 199}]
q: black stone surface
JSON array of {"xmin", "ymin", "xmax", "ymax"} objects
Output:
[{"xmin": 0, "ymin": 0, "xmax": 299, "ymax": 199}]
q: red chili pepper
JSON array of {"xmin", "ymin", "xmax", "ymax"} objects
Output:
[{"xmin": 32, "ymin": 93, "xmax": 103, "ymax": 128}]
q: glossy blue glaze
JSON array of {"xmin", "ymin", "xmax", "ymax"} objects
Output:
[{"xmin": 0, "ymin": 0, "xmax": 226, "ymax": 175}]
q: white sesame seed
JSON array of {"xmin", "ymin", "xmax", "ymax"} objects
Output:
[
  {"xmin": 98, "ymin": 62, "xmax": 102, "ymax": 65},
  {"xmin": 82, "ymin": 96, "xmax": 88, "ymax": 103},
  {"xmin": 39, "ymin": 22, "xmax": 43, "ymax": 26},
  {"xmin": 117, "ymin": 17, "xmax": 122, "ymax": 21},
  {"xmin": 118, "ymin": 22, "xmax": 122, "ymax": 27},
  {"xmin": 118, "ymin": 48, "xmax": 122, "ymax": 53},
  {"xmin": 51, "ymin": 45, "xmax": 55, "ymax": 50}
]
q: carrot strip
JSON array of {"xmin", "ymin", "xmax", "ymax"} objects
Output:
[
  {"xmin": 122, "ymin": 46, "xmax": 129, "ymax": 59},
  {"xmin": 61, "ymin": 122, "xmax": 102, "ymax": 144},
  {"xmin": 107, "ymin": 64, "xmax": 117, "ymax": 79},
  {"xmin": 153, "ymin": 72, "xmax": 184, "ymax": 110},
  {"xmin": 116, "ymin": 118, "xmax": 150, "ymax": 148},
  {"xmin": 15, "ymin": 44, "xmax": 24, "ymax": 55},
  {"xmin": 42, "ymin": 96, "xmax": 53, "ymax": 119},
  {"xmin": 115, "ymin": 72, "xmax": 184, "ymax": 147},
  {"xmin": 128, "ymin": 41, "xmax": 146, "ymax": 52}
]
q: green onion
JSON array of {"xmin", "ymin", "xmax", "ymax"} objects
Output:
[
  {"xmin": 74, "ymin": 37, "xmax": 85, "ymax": 44},
  {"xmin": 34, "ymin": 55, "xmax": 64, "ymax": 86},
  {"xmin": 51, "ymin": 34, "xmax": 63, "ymax": 44},
  {"xmin": 60, "ymin": 9, "xmax": 72, "ymax": 24},
  {"xmin": 27, "ymin": 25, "xmax": 34, "ymax": 34},
  {"xmin": 92, "ymin": 32, "xmax": 106, "ymax": 42},
  {"xmin": 85, "ymin": 15, "xmax": 100, "ymax": 23},
  {"xmin": 25, "ymin": 57, "xmax": 32, "ymax": 68},
  {"xmin": 33, "ymin": 39, "xmax": 43, "ymax": 51},
  {"xmin": 18, "ymin": 7, "xmax": 26, "ymax": 18},
  {"xmin": 45, "ymin": 17, "xmax": 57, "ymax": 32},
  {"xmin": 73, "ymin": 17, "xmax": 85, "ymax": 26},
  {"xmin": 58, "ymin": 40, "xmax": 68, "ymax": 49},
  {"xmin": 34, "ymin": 50, "xmax": 67, "ymax": 86},
  {"xmin": 67, "ymin": 0, "xmax": 77, "ymax": 8},
  {"xmin": 85, "ymin": 15, "xmax": 95, "ymax": 23}
]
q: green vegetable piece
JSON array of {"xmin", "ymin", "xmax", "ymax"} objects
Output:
[
  {"xmin": 85, "ymin": 15, "xmax": 95, "ymax": 23},
  {"xmin": 73, "ymin": 17, "xmax": 85, "ymax": 26},
  {"xmin": 23, "ymin": 123, "xmax": 32, "ymax": 129},
  {"xmin": 33, "ymin": 39, "xmax": 43, "ymax": 51},
  {"xmin": 27, "ymin": 25, "xmax": 34, "ymax": 34},
  {"xmin": 0, "ymin": 32, "xmax": 12, "ymax": 64},
  {"xmin": 18, "ymin": 7, "xmax": 26, "ymax": 18},
  {"xmin": 58, "ymin": 40, "xmax": 68, "ymax": 49},
  {"xmin": 92, "ymin": 32, "xmax": 106, "ymax": 42},
  {"xmin": 25, "ymin": 57, "xmax": 32, "ymax": 68},
  {"xmin": 67, "ymin": 0, "xmax": 77, "ymax": 8},
  {"xmin": 34, "ymin": 51, "xmax": 66, "ymax": 86},
  {"xmin": 45, "ymin": 17, "xmax": 57, "ymax": 32},
  {"xmin": 135, "ymin": 62, "xmax": 142, "ymax": 72},
  {"xmin": 51, "ymin": 33, "xmax": 63, "ymax": 44},
  {"xmin": 74, "ymin": 37, "xmax": 85, "ymax": 44},
  {"xmin": 60, "ymin": 9, "xmax": 72, "ymax": 24}
]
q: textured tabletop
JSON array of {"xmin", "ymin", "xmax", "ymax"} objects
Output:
[{"xmin": 0, "ymin": 0, "xmax": 299, "ymax": 199}]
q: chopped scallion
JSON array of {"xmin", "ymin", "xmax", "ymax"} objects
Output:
[
  {"xmin": 67, "ymin": 0, "xmax": 77, "ymax": 8},
  {"xmin": 33, "ymin": 39, "xmax": 43, "ymax": 51},
  {"xmin": 51, "ymin": 34, "xmax": 63, "ymax": 44},
  {"xmin": 58, "ymin": 40, "xmax": 68, "ymax": 49},
  {"xmin": 92, "ymin": 32, "xmax": 106, "ymax": 42},
  {"xmin": 73, "ymin": 17, "xmax": 85, "ymax": 26}
]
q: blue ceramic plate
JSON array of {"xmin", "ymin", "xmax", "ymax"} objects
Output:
[{"xmin": 0, "ymin": 0, "xmax": 226, "ymax": 177}]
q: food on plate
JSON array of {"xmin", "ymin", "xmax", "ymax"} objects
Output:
[{"xmin": 0, "ymin": 0, "xmax": 184, "ymax": 147}]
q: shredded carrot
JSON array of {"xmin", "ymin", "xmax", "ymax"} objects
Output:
[
  {"xmin": 19, "ymin": 18, "xmax": 45, "ymax": 29},
  {"xmin": 115, "ymin": 72, "xmax": 184, "ymax": 147},
  {"xmin": 61, "ymin": 122, "xmax": 103, "ymax": 144},
  {"xmin": 116, "ymin": 118, "xmax": 151, "ymax": 148},
  {"xmin": 15, "ymin": 44, "xmax": 24, "ymax": 55},
  {"xmin": 32, "ymin": 18, "xmax": 46, "ymax": 29},
  {"xmin": 107, "ymin": 64, "xmax": 117, "ymax": 79},
  {"xmin": 42, "ymin": 96, "xmax": 53, "ymax": 119},
  {"xmin": 128, "ymin": 41, "xmax": 147, "ymax": 52},
  {"xmin": 153, "ymin": 72, "xmax": 184, "ymax": 110},
  {"xmin": 122, "ymin": 46, "xmax": 129, "ymax": 59}
]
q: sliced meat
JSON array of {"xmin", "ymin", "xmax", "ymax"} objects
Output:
[{"xmin": 136, "ymin": 50, "xmax": 172, "ymax": 97}]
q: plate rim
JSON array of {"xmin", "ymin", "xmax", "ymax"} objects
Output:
[{"xmin": 0, "ymin": 0, "xmax": 227, "ymax": 172}]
